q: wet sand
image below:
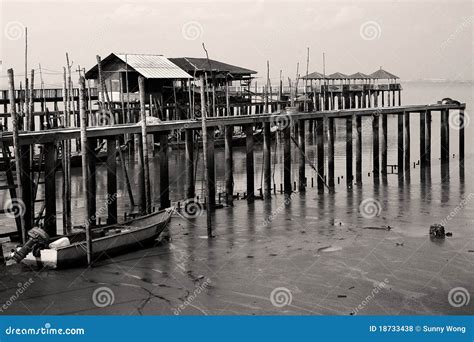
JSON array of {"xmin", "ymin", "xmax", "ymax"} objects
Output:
[{"xmin": 0, "ymin": 187, "xmax": 472, "ymax": 316}]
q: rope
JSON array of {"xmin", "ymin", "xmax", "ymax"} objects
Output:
[{"xmin": 289, "ymin": 134, "xmax": 331, "ymax": 190}]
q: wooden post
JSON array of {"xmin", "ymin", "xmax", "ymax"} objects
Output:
[
  {"xmin": 225, "ymin": 125, "xmax": 234, "ymax": 205},
  {"xmin": 328, "ymin": 117, "xmax": 335, "ymax": 189},
  {"xmin": 20, "ymin": 146, "xmax": 33, "ymax": 232},
  {"xmin": 43, "ymin": 142, "xmax": 57, "ymax": 237},
  {"xmin": 79, "ymin": 77, "xmax": 92, "ymax": 265},
  {"xmin": 263, "ymin": 122, "xmax": 272, "ymax": 198},
  {"xmin": 138, "ymin": 76, "xmax": 151, "ymax": 214},
  {"xmin": 8, "ymin": 69, "xmax": 26, "ymax": 242},
  {"xmin": 420, "ymin": 111, "xmax": 426, "ymax": 168},
  {"xmin": 207, "ymin": 127, "xmax": 216, "ymax": 208},
  {"xmin": 283, "ymin": 125, "xmax": 292, "ymax": 195},
  {"xmin": 426, "ymin": 110, "xmax": 431, "ymax": 168},
  {"xmin": 87, "ymin": 138, "xmax": 97, "ymax": 227},
  {"xmin": 356, "ymin": 115, "xmax": 362, "ymax": 184},
  {"xmin": 155, "ymin": 133, "xmax": 169, "ymax": 210},
  {"xmin": 404, "ymin": 111, "xmax": 410, "ymax": 173},
  {"xmin": 199, "ymin": 74, "xmax": 212, "ymax": 236},
  {"xmin": 440, "ymin": 109, "xmax": 449, "ymax": 165},
  {"xmin": 346, "ymin": 116, "xmax": 353, "ymax": 186},
  {"xmin": 397, "ymin": 113, "xmax": 404, "ymax": 175},
  {"xmin": 106, "ymin": 138, "xmax": 117, "ymax": 224},
  {"xmin": 245, "ymin": 124, "xmax": 255, "ymax": 201},
  {"xmin": 316, "ymin": 118, "xmax": 325, "ymax": 191},
  {"xmin": 373, "ymin": 113, "xmax": 380, "ymax": 177},
  {"xmin": 28, "ymin": 69, "xmax": 34, "ymax": 131},
  {"xmin": 459, "ymin": 109, "xmax": 464, "ymax": 167},
  {"xmin": 185, "ymin": 129, "xmax": 195, "ymax": 199},
  {"xmin": 298, "ymin": 120, "xmax": 306, "ymax": 192}
]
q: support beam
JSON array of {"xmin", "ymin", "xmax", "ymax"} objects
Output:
[
  {"xmin": 185, "ymin": 129, "xmax": 195, "ymax": 199},
  {"xmin": 20, "ymin": 145, "xmax": 33, "ymax": 232},
  {"xmin": 373, "ymin": 113, "xmax": 380, "ymax": 177},
  {"xmin": 87, "ymin": 138, "xmax": 97, "ymax": 226},
  {"xmin": 225, "ymin": 126, "xmax": 234, "ymax": 205},
  {"xmin": 355, "ymin": 115, "xmax": 362, "ymax": 184},
  {"xmin": 404, "ymin": 111, "xmax": 410, "ymax": 173},
  {"xmin": 459, "ymin": 109, "xmax": 464, "ymax": 165},
  {"xmin": 263, "ymin": 122, "xmax": 272, "ymax": 198},
  {"xmin": 328, "ymin": 117, "xmax": 335, "ymax": 188},
  {"xmin": 397, "ymin": 113, "xmax": 404, "ymax": 175},
  {"xmin": 346, "ymin": 116, "xmax": 353, "ymax": 186},
  {"xmin": 44, "ymin": 142, "xmax": 57, "ymax": 237},
  {"xmin": 283, "ymin": 125, "xmax": 292, "ymax": 195},
  {"xmin": 207, "ymin": 127, "xmax": 216, "ymax": 207},
  {"xmin": 316, "ymin": 118, "xmax": 325, "ymax": 191},
  {"xmin": 420, "ymin": 111, "xmax": 426, "ymax": 168},
  {"xmin": 106, "ymin": 138, "xmax": 117, "ymax": 224},
  {"xmin": 440, "ymin": 109, "xmax": 449, "ymax": 165},
  {"xmin": 298, "ymin": 120, "xmax": 306, "ymax": 192},
  {"xmin": 159, "ymin": 133, "xmax": 170, "ymax": 209},
  {"xmin": 426, "ymin": 110, "xmax": 431, "ymax": 167},
  {"xmin": 245, "ymin": 124, "xmax": 255, "ymax": 201}
]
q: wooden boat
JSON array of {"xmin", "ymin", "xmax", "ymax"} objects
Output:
[{"xmin": 22, "ymin": 209, "xmax": 172, "ymax": 269}]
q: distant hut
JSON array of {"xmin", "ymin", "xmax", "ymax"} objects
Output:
[
  {"xmin": 347, "ymin": 72, "xmax": 370, "ymax": 84},
  {"xmin": 369, "ymin": 67, "xmax": 399, "ymax": 84}
]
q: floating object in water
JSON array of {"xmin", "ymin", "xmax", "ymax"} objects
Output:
[{"xmin": 429, "ymin": 224, "xmax": 445, "ymax": 238}]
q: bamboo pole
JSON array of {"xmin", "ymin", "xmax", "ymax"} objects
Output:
[
  {"xmin": 138, "ymin": 76, "xmax": 151, "ymax": 214},
  {"xmin": 79, "ymin": 76, "xmax": 92, "ymax": 265},
  {"xmin": 200, "ymin": 73, "xmax": 212, "ymax": 236},
  {"xmin": 8, "ymin": 69, "xmax": 26, "ymax": 243}
]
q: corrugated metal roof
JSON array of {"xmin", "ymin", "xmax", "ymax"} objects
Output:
[
  {"xmin": 301, "ymin": 71, "xmax": 325, "ymax": 80},
  {"xmin": 169, "ymin": 57, "xmax": 257, "ymax": 76},
  {"xmin": 370, "ymin": 68, "xmax": 399, "ymax": 79},
  {"xmin": 115, "ymin": 54, "xmax": 191, "ymax": 79}
]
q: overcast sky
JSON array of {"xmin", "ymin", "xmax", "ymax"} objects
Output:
[{"xmin": 1, "ymin": 0, "xmax": 473, "ymax": 88}]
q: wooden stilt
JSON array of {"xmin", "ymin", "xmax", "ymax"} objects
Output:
[
  {"xmin": 426, "ymin": 110, "xmax": 431, "ymax": 168},
  {"xmin": 263, "ymin": 122, "xmax": 272, "ymax": 198},
  {"xmin": 138, "ymin": 76, "xmax": 151, "ymax": 214},
  {"xmin": 420, "ymin": 111, "xmax": 426, "ymax": 168},
  {"xmin": 245, "ymin": 124, "xmax": 255, "ymax": 201},
  {"xmin": 87, "ymin": 138, "xmax": 97, "ymax": 227},
  {"xmin": 78, "ymin": 76, "xmax": 92, "ymax": 265},
  {"xmin": 373, "ymin": 113, "xmax": 380, "ymax": 177},
  {"xmin": 185, "ymin": 129, "xmax": 195, "ymax": 199},
  {"xmin": 283, "ymin": 125, "xmax": 292, "ymax": 195},
  {"xmin": 356, "ymin": 115, "xmax": 362, "ymax": 184},
  {"xmin": 106, "ymin": 138, "xmax": 117, "ymax": 224},
  {"xmin": 404, "ymin": 111, "xmax": 410, "ymax": 173},
  {"xmin": 43, "ymin": 142, "xmax": 57, "ymax": 237},
  {"xmin": 397, "ymin": 113, "xmax": 404, "ymax": 175},
  {"xmin": 225, "ymin": 125, "xmax": 234, "ymax": 205},
  {"xmin": 328, "ymin": 117, "xmax": 335, "ymax": 189},
  {"xmin": 459, "ymin": 109, "xmax": 464, "ymax": 165},
  {"xmin": 159, "ymin": 133, "xmax": 170, "ymax": 209},
  {"xmin": 207, "ymin": 127, "xmax": 216, "ymax": 207},
  {"xmin": 298, "ymin": 120, "xmax": 305, "ymax": 192},
  {"xmin": 440, "ymin": 109, "xmax": 449, "ymax": 165},
  {"xmin": 316, "ymin": 118, "xmax": 325, "ymax": 192},
  {"xmin": 346, "ymin": 116, "xmax": 353, "ymax": 186}
]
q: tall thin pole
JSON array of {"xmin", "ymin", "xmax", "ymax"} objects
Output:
[
  {"xmin": 79, "ymin": 76, "xmax": 92, "ymax": 265},
  {"xmin": 24, "ymin": 27, "xmax": 28, "ymax": 118},
  {"xmin": 200, "ymin": 74, "xmax": 212, "ymax": 236},
  {"xmin": 138, "ymin": 76, "xmax": 151, "ymax": 214}
]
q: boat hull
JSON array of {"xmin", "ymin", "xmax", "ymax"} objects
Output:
[{"xmin": 22, "ymin": 210, "xmax": 172, "ymax": 269}]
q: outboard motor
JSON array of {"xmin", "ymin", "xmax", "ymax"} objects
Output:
[{"xmin": 10, "ymin": 227, "xmax": 49, "ymax": 263}]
